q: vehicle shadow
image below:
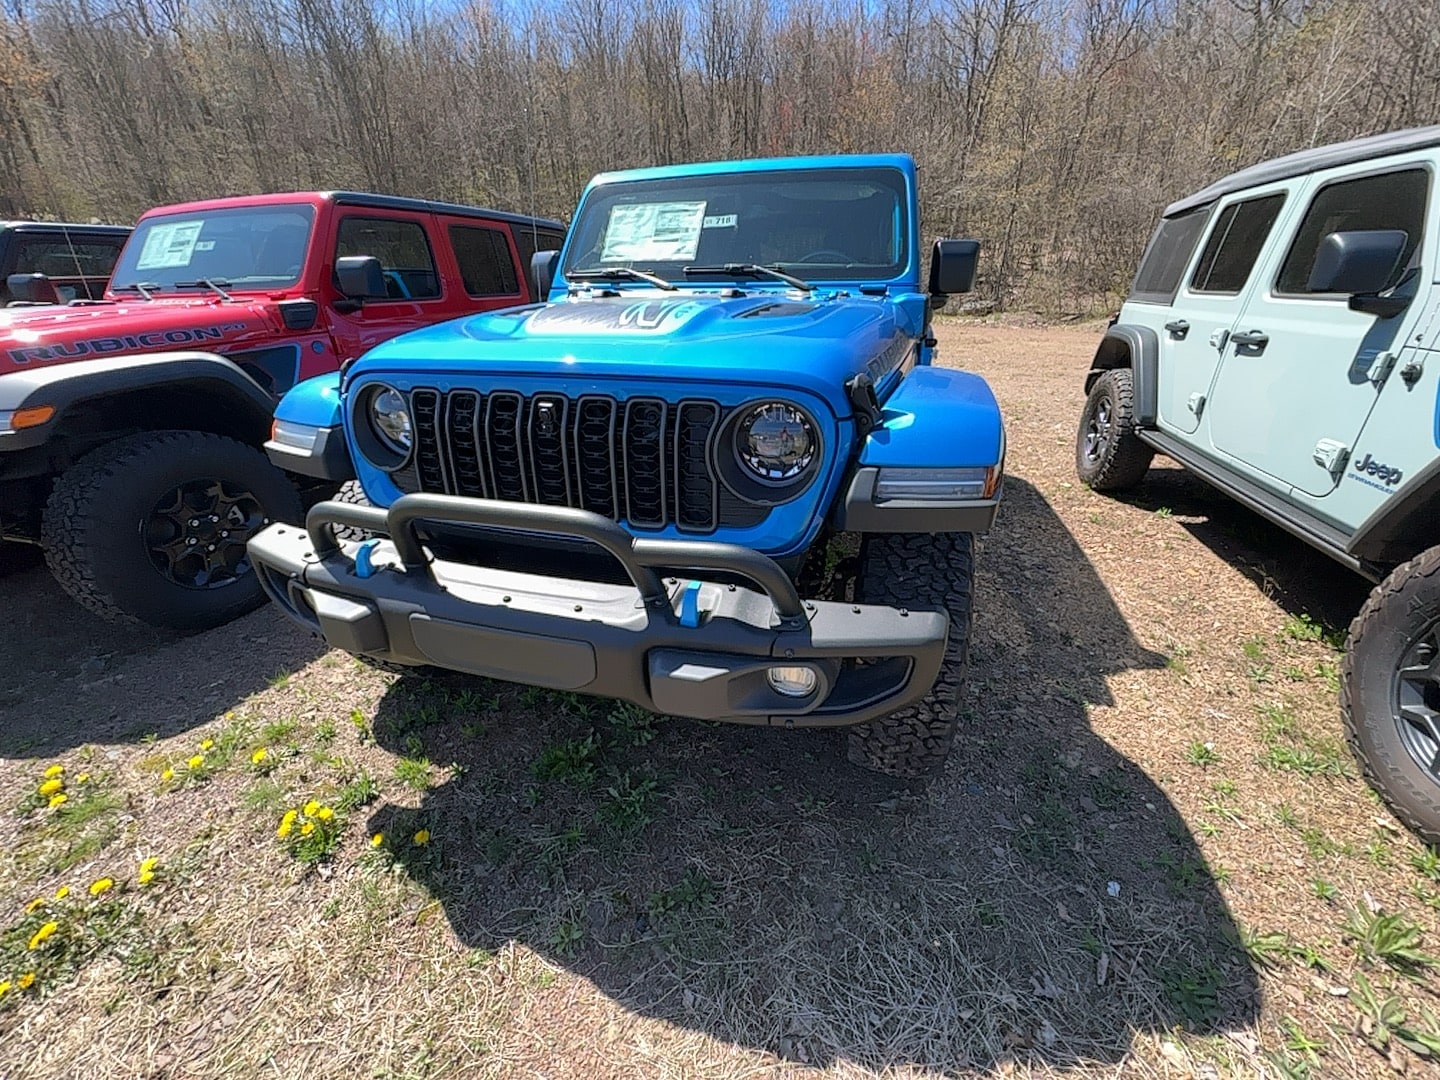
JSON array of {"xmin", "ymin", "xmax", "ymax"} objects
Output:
[
  {"xmin": 364, "ymin": 476, "xmax": 1259, "ymax": 1071},
  {"xmin": 0, "ymin": 557, "xmax": 326, "ymax": 756},
  {"xmin": 1120, "ymin": 463, "xmax": 1373, "ymax": 634}
]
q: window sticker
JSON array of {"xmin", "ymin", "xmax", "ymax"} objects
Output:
[
  {"xmin": 135, "ymin": 221, "xmax": 204, "ymax": 270},
  {"xmin": 601, "ymin": 201, "xmax": 706, "ymax": 262},
  {"xmin": 702, "ymin": 214, "xmax": 737, "ymax": 229}
]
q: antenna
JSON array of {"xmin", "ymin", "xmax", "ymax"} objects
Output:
[{"xmin": 60, "ymin": 224, "xmax": 86, "ymax": 302}]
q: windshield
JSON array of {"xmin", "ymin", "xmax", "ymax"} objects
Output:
[
  {"xmin": 561, "ymin": 166, "xmax": 909, "ymax": 284},
  {"xmin": 109, "ymin": 204, "xmax": 315, "ymax": 293}
]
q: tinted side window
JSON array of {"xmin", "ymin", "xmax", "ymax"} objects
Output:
[
  {"xmin": 1276, "ymin": 168, "xmax": 1429, "ymax": 295},
  {"xmin": 335, "ymin": 217, "xmax": 440, "ymax": 300},
  {"xmin": 513, "ymin": 228, "xmax": 565, "ymax": 297},
  {"xmin": 1130, "ymin": 207, "xmax": 1210, "ymax": 303},
  {"xmin": 12, "ymin": 236, "xmax": 126, "ymax": 278},
  {"xmin": 449, "ymin": 225, "xmax": 519, "ymax": 297},
  {"xmin": 1188, "ymin": 194, "xmax": 1286, "ymax": 294}
]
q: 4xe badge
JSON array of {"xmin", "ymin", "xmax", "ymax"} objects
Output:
[{"xmin": 1353, "ymin": 452, "xmax": 1404, "ymax": 486}]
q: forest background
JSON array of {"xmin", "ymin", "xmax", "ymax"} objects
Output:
[{"xmin": 2, "ymin": 0, "xmax": 1436, "ymax": 313}]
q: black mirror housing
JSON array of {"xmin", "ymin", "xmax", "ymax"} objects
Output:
[
  {"xmin": 1307, "ymin": 230, "xmax": 1408, "ymax": 295},
  {"xmin": 7, "ymin": 272, "xmax": 61, "ymax": 305},
  {"xmin": 929, "ymin": 238, "xmax": 980, "ymax": 296},
  {"xmin": 335, "ymin": 255, "xmax": 387, "ymax": 302},
  {"xmin": 532, "ymin": 250, "xmax": 559, "ymax": 300}
]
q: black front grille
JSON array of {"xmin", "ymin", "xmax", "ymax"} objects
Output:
[{"xmin": 402, "ymin": 389, "xmax": 743, "ymax": 533}]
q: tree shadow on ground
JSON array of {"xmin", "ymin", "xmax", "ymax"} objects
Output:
[
  {"xmin": 0, "ymin": 557, "xmax": 326, "ymax": 756},
  {"xmin": 365, "ymin": 477, "xmax": 1260, "ymax": 1072},
  {"xmin": 1119, "ymin": 464, "xmax": 1374, "ymax": 634}
]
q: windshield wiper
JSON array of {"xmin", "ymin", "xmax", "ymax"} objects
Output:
[
  {"xmin": 567, "ymin": 266, "xmax": 677, "ymax": 291},
  {"xmin": 111, "ymin": 282, "xmax": 159, "ymax": 300},
  {"xmin": 174, "ymin": 278, "xmax": 234, "ymax": 301},
  {"xmin": 683, "ymin": 263, "xmax": 814, "ymax": 292}
]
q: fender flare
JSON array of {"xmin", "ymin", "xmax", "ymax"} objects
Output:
[
  {"xmin": 0, "ymin": 351, "xmax": 276, "ymax": 450},
  {"xmin": 1347, "ymin": 454, "xmax": 1440, "ymax": 570},
  {"xmin": 1086, "ymin": 324, "xmax": 1158, "ymax": 427}
]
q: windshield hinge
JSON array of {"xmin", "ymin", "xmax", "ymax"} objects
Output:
[{"xmin": 1369, "ymin": 350, "xmax": 1398, "ymax": 386}]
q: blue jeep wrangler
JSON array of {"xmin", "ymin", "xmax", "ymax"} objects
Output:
[{"xmin": 246, "ymin": 154, "xmax": 1004, "ymax": 777}]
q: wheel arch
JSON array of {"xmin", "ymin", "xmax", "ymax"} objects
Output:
[
  {"xmin": 1348, "ymin": 455, "xmax": 1440, "ymax": 570},
  {"xmin": 2, "ymin": 351, "xmax": 276, "ymax": 464},
  {"xmin": 1085, "ymin": 324, "xmax": 1158, "ymax": 427}
]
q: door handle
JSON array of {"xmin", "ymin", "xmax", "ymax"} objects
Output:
[
  {"xmin": 1231, "ymin": 329, "xmax": 1269, "ymax": 351},
  {"xmin": 1164, "ymin": 319, "xmax": 1190, "ymax": 339}
]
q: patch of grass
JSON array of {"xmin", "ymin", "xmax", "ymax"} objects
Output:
[
  {"xmin": 314, "ymin": 718, "xmax": 337, "ymax": 746},
  {"xmin": 243, "ymin": 779, "xmax": 287, "ymax": 813},
  {"xmin": 548, "ymin": 918, "xmax": 584, "ymax": 955},
  {"xmin": 1154, "ymin": 506, "xmax": 1173, "ymax": 519},
  {"xmin": 337, "ymin": 772, "xmax": 380, "ymax": 810},
  {"xmin": 1166, "ymin": 644, "xmax": 1190, "ymax": 676},
  {"xmin": 1343, "ymin": 907, "xmax": 1440, "ymax": 976},
  {"xmin": 1241, "ymin": 926, "xmax": 1294, "ymax": 970},
  {"xmin": 1185, "ymin": 740, "xmax": 1219, "ymax": 767},
  {"xmin": 1162, "ymin": 965, "xmax": 1222, "ymax": 1026},
  {"xmin": 605, "ymin": 702, "xmax": 662, "ymax": 747},
  {"xmin": 649, "ymin": 868, "xmax": 718, "ymax": 917},
  {"xmin": 1311, "ymin": 878, "xmax": 1339, "ymax": 903},
  {"xmin": 534, "ymin": 733, "xmax": 600, "ymax": 786},
  {"xmin": 1261, "ymin": 742, "xmax": 1349, "ymax": 777},
  {"xmin": 1411, "ymin": 847, "xmax": 1440, "ymax": 882},
  {"xmin": 349, "ymin": 708, "xmax": 374, "ymax": 746},
  {"xmin": 1274, "ymin": 803, "xmax": 1300, "ymax": 828},
  {"xmin": 261, "ymin": 718, "xmax": 298, "ymax": 744},
  {"xmin": 268, "ymin": 669, "xmax": 292, "ymax": 689},
  {"xmin": 1300, "ymin": 826, "xmax": 1347, "ymax": 859},
  {"xmin": 1281, "ymin": 613, "xmax": 1345, "ymax": 650},
  {"xmin": 393, "ymin": 756, "xmax": 432, "ymax": 792},
  {"xmin": 1350, "ymin": 972, "xmax": 1440, "ymax": 1057},
  {"xmin": 1317, "ymin": 659, "xmax": 1340, "ymax": 693},
  {"xmin": 1242, "ymin": 637, "xmax": 1266, "ymax": 661},
  {"xmin": 602, "ymin": 770, "xmax": 659, "ymax": 831}
]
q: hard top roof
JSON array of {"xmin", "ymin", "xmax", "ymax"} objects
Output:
[
  {"xmin": 1165, "ymin": 124, "xmax": 1440, "ymax": 218},
  {"xmin": 1, "ymin": 221, "xmax": 131, "ymax": 234},
  {"xmin": 587, "ymin": 153, "xmax": 917, "ymax": 188},
  {"xmin": 135, "ymin": 191, "xmax": 565, "ymax": 232}
]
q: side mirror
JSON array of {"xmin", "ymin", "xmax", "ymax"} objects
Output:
[
  {"xmin": 532, "ymin": 250, "xmax": 559, "ymax": 300},
  {"xmin": 335, "ymin": 255, "xmax": 386, "ymax": 302},
  {"xmin": 928, "ymin": 238, "xmax": 980, "ymax": 296},
  {"xmin": 7, "ymin": 272, "xmax": 61, "ymax": 306},
  {"xmin": 1307, "ymin": 230, "xmax": 1408, "ymax": 294}
]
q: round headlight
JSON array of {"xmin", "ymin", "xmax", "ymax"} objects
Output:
[
  {"xmin": 736, "ymin": 402, "xmax": 815, "ymax": 482},
  {"xmin": 370, "ymin": 386, "xmax": 412, "ymax": 453}
]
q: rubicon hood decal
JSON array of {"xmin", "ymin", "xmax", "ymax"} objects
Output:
[
  {"xmin": 523, "ymin": 298, "xmax": 710, "ymax": 336},
  {"xmin": 7, "ymin": 323, "xmax": 249, "ymax": 365}
]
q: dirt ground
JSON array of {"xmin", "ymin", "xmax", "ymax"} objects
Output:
[{"xmin": 3, "ymin": 317, "xmax": 1437, "ymax": 1079}]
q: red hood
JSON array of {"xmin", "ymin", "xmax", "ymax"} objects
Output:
[{"xmin": 1, "ymin": 296, "xmax": 282, "ymax": 370}]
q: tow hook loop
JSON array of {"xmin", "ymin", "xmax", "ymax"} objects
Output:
[
  {"xmin": 679, "ymin": 580, "xmax": 703, "ymax": 628},
  {"xmin": 355, "ymin": 539, "xmax": 381, "ymax": 579}
]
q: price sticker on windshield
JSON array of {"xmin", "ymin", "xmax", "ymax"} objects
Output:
[
  {"xmin": 135, "ymin": 221, "xmax": 205, "ymax": 270},
  {"xmin": 601, "ymin": 201, "xmax": 706, "ymax": 262}
]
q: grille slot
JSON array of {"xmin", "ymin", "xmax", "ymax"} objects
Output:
[{"xmin": 405, "ymin": 389, "xmax": 741, "ymax": 533}]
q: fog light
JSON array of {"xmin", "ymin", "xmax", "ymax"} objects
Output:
[{"xmin": 767, "ymin": 665, "xmax": 818, "ymax": 697}]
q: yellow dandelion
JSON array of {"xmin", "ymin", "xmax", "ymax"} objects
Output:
[
  {"xmin": 140, "ymin": 856, "xmax": 158, "ymax": 874},
  {"xmin": 370, "ymin": 833, "xmax": 384, "ymax": 848},
  {"xmin": 161, "ymin": 768, "xmax": 175, "ymax": 782},
  {"xmin": 75, "ymin": 772, "xmax": 90, "ymax": 783},
  {"xmin": 302, "ymin": 799, "xmax": 321, "ymax": 817},
  {"xmin": 28, "ymin": 921, "xmax": 58, "ymax": 949},
  {"xmin": 25, "ymin": 897, "xmax": 44, "ymax": 914},
  {"xmin": 53, "ymin": 886, "xmax": 69, "ymax": 901},
  {"xmin": 224, "ymin": 710, "xmax": 235, "ymax": 720},
  {"xmin": 199, "ymin": 738, "xmax": 214, "ymax": 751},
  {"xmin": 187, "ymin": 755, "xmax": 204, "ymax": 770},
  {"xmin": 17, "ymin": 973, "xmax": 34, "ymax": 990},
  {"xmin": 44, "ymin": 764, "xmax": 63, "ymax": 778},
  {"xmin": 250, "ymin": 748, "xmax": 268, "ymax": 765},
  {"xmin": 277, "ymin": 809, "xmax": 298, "ymax": 838},
  {"xmin": 413, "ymin": 829, "xmax": 430, "ymax": 846},
  {"xmin": 315, "ymin": 807, "xmax": 334, "ymax": 821},
  {"xmin": 88, "ymin": 878, "xmax": 114, "ymax": 897},
  {"xmin": 38, "ymin": 778, "xmax": 63, "ymax": 796},
  {"xmin": 48, "ymin": 793, "xmax": 68, "ymax": 809},
  {"xmin": 0, "ymin": 980, "xmax": 9, "ymax": 998},
  {"xmin": 300, "ymin": 821, "xmax": 315, "ymax": 836}
]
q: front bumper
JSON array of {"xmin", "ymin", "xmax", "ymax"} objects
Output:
[{"xmin": 247, "ymin": 494, "xmax": 949, "ymax": 727}]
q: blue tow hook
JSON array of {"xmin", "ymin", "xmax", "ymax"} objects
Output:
[
  {"xmin": 679, "ymin": 580, "xmax": 703, "ymax": 628},
  {"xmin": 354, "ymin": 539, "xmax": 381, "ymax": 579}
]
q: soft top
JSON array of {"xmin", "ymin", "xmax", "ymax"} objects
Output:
[{"xmin": 1165, "ymin": 125, "xmax": 1440, "ymax": 218}]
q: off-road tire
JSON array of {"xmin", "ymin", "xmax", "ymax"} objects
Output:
[
  {"xmin": 1076, "ymin": 368, "xmax": 1153, "ymax": 492},
  {"xmin": 331, "ymin": 480, "xmax": 375, "ymax": 542},
  {"xmin": 1343, "ymin": 546, "xmax": 1440, "ymax": 845},
  {"xmin": 846, "ymin": 532, "xmax": 973, "ymax": 778},
  {"xmin": 42, "ymin": 431, "xmax": 303, "ymax": 633}
]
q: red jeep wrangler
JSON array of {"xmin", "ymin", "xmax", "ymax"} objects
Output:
[{"xmin": 0, "ymin": 191, "xmax": 564, "ymax": 631}]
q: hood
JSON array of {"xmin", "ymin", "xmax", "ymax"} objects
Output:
[
  {"xmin": 351, "ymin": 289, "xmax": 927, "ymax": 415},
  {"xmin": 1, "ymin": 297, "xmax": 274, "ymax": 371}
]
